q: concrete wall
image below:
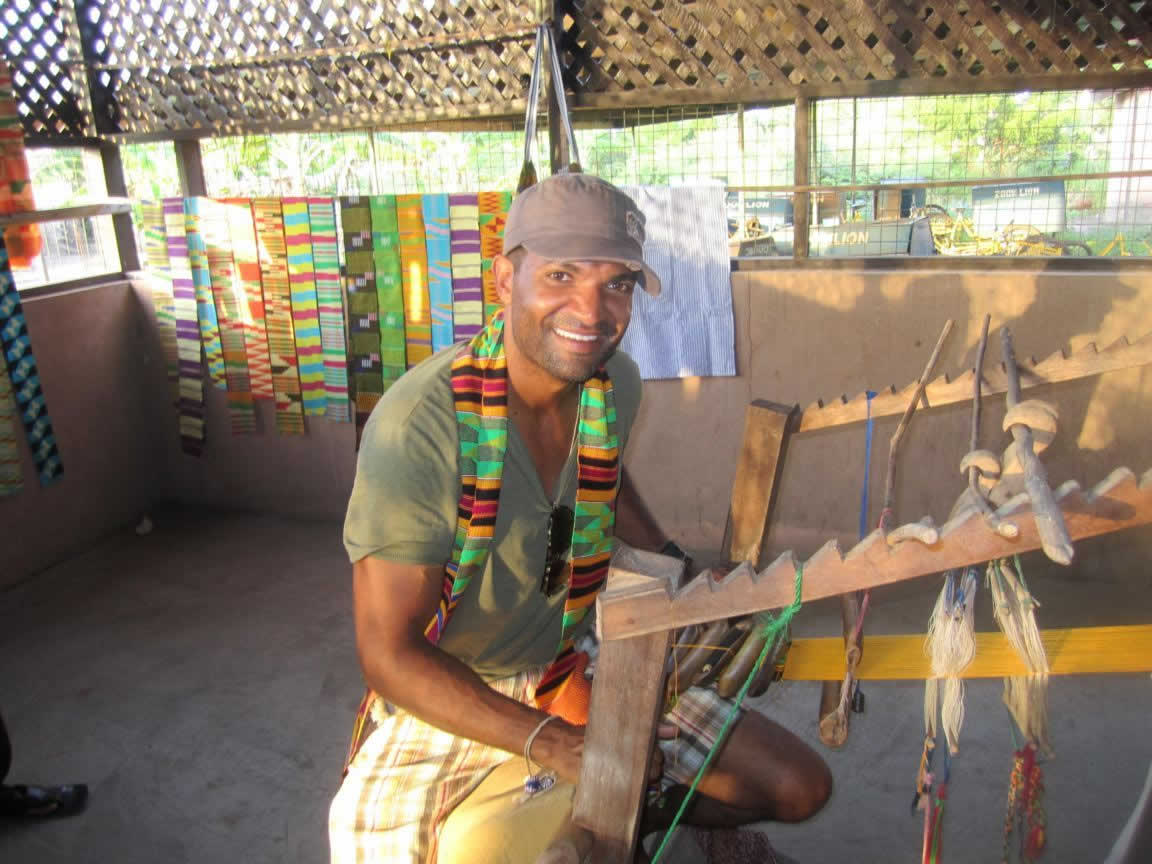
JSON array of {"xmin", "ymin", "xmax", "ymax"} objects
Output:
[
  {"xmin": 4, "ymin": 267, "xmax": 1149, "ymax": 587},
  {"xmin": 0, "ymin": 280, "xmax": 158, "ymax": 587}
]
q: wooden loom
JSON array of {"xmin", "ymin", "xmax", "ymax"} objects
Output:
[{"xmin": 552, "ymin": 330, "xmax": 1152, "ymax": 863}]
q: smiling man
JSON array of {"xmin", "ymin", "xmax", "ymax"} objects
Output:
[{"xmin": 330, "ymin": 174, "xmax": 829, "ymax": 863}]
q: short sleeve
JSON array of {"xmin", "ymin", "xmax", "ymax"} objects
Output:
[{"xmin": 342, "ymin": 389, "xmax": 459, "ymax": 565}]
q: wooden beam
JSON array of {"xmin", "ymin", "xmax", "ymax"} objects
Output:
[
  {"xmin": 795, "ymin": 331, "xmax": 1152, "ymax": 434},
  {"xmin": 175, "ymin": 139, "xmax": 206, "ymax": 197},
  {"xmin": 724, "ymin": 401, "xmax": 795, "ymax": 566},
  {"xmin": 0, "ymin": 200, "xmax": 132, "ymax": 227},
  {"xmin": 728, "ymin": 168, "xmax": 1152, "ymax": 195},
  {"xmin": 731, "ymin": 257, "xmax": 1152, "ymax": 272},
  {"xmin": 572, "ymin": 546, "xmax": 680, "ymax": 864},
  {"xmin": 793, "ymin": 95, "xmax": 810, "ymax": 260},
  {"xmin": 782, "ymin": 625, "xmax": 1152, "ymax": 681},
  {"xmin": 99, "ymin": 142, "xmax": 140, "ymax": 272},
  {"xmin": 598, "ymin": 466, "xmax": 1152, "ymax": 641}
]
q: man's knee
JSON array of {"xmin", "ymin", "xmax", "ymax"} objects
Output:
[{"xmin": 772, "ymin": 758, "xmax": 832, "ymax": 822}]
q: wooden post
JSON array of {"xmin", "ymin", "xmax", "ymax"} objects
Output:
[
  {"xmin": 793, "ymin": 95, "xmax": 810, "ymax": 259},
  {"xmin": 571, "ymin": 546, "xmax": 680, "ymax": 864},
  {"xmin": 99, "ymin": 142, "xmax": 140, "ymax": 272},
  {"xmin": 724, "ymin": 400, "xmax": 795, "ymax": 567},
  {"xmin": 175, "ymin": 139, "xmax": 207, "ymax": 197}
]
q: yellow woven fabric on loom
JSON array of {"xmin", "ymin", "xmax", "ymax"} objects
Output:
[{"xmin": 782, "ymin": 625, "xmax": 1152, "ymax": 680}]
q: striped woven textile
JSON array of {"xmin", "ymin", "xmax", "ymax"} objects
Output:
[
  {"xmin": 307, "ymin": 198, "xmax": 350, "ymax": 423},
  {"xmin": 222, "ymin": 199, "xmax": 275, "ymax": 402},
  {"xmin": 477, "ymin": 190, "xmax": 512, "ymax": 323},
  {"xmin": 252, "ymin": 198, "xmax": 305, "ymax": 436},
  {"xmin": 282, "ymin": 197, "xmax": 327, "ymax": 417},
  {"xmin": 340, "ymin": 196, "xmax": 384, "ymax": 432},
  {"xmin": 448, "ymin": 194, "xmax": 483, "ymax": 341},
  {"xmin": 162, "ymin": 197, "xmax": 207, "ymax": 455},
  {"xmin": 200, "ymin": 198, "xmax": 256, "ymax": 435},
  {"xmin": 183, "ymin": 198, "xmax": 227, "ymax": 390},
  {"xmin": 139, "ymin": 200, "xmax": 179, "ymax": 402},
  {"xmin": 396, "ymin": 193, "xmax": 433, "ymax": 368},
  {"xmin": 0, "ymin": 352, "xmax": 20, "ymax": 496},
  {"xmin": 369, "ymin": 196, "xmax": 408, "ymax": 388},
  {"xmin": 420, "ymin": 194, "xmax": 455, "ymax": 352},
  {"xmin": 1, "ymin": 238, "xmax": 63, "ymax": 485}
]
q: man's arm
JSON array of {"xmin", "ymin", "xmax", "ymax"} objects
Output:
[
  {"xmin": 614, "ymin": 467, "xmax": 668, "ymax": 552},
  {"xmin": 353, "ymin": 556, "xmax": 585, "ymax": 782}
]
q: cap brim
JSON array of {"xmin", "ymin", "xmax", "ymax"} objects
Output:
[{"xmin": 513, "ymin": 236, "xmax": 662, "ymax": 296}]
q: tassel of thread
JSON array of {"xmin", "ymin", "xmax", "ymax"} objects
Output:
[
  {"xmin": 989, "ymin": 557, "xmax": 1051, "ymax": 755},
  {"xmin": 1003, "ymin": 743, "xmax": 1046, "ymax": 863},
  {"xmin": 516, "ymin": 161, "xmax": 538, "ymax": 194},
  {"xmin": 924, "ymin": 568, "xmax": 979, "ymax": 754}
]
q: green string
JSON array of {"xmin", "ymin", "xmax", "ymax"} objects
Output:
[{"xmin": 650, "ymin": 563, "xmax": 805, "ymax": 863}]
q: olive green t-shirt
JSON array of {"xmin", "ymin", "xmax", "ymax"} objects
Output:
[{"xmin": 343, "ymin": 344, "xmax": 642, "ymax": 680}]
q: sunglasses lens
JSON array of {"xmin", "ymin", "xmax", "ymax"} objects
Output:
[{"xmin": 541, "ymin": 505, "xmax": 575, "ymax": 597}]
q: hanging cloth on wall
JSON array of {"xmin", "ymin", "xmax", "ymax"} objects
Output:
[
  {"xmin": 340, "ymin": 196, "xmax": 383, "ymax": 433},
  {"xmin": 183, "ymin": 198, "xmax": 227, "ymax": 390},
  {"xmin": 251, "ymin": 198, "xmax": 305, "ymax": 435},
  {"xmin": 162, "ymin": 197, "xmax": 207, "ymax": 455},
  {"xmin": 0, "ymin": 351, "xmax": 20, "ymax": 496},
  {"xmin": 368, "ymin": 195, "xmax": 408, "ymax": 389},
  {"xmin": 222, "ymin": 198, "xmax": 275, "ymax": 402},
  {"xmin": 199, "ymin": 198, "xmax": 256, "ymax": 435},
  {"xmin": 307, "ymin": 198, "xmax": 351, "ymax": 423},
  {"xmin": 396, "ymin": 193, "xmax": 433, "ymax": 368},
  {"xmin": 421, "ymin": 194, "xmax": 455, "ymax": 352},
  {"xmin": 281, "ymin": 197, "xmax": 327, "ymax": 417},
  {"xmin": 0, "ymin": 60, "xmax": 42, "ymax": 271},
  {"xmin": 448, "ymin": 194, "xmax": 483, "ymax": 341},
  {"xmin": 139, "ymin": 200, "xmax": 180, "ymax": 402},
  {"xmin": 478, "ymin": 190, "xmax": 512, "ymax": 322}
]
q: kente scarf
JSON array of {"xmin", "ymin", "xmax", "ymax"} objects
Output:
[{"xmin": 344, "ymin": 311, "xmax": 619, "ymax": 771}]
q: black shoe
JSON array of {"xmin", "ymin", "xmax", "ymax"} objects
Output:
[{"xmin": 0, "ymin": 784, "xmax": 88, "ymax": 819}]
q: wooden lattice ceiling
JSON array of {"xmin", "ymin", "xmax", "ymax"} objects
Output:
[{"xmin": 2, "ymin": 1, "xmax": 1152, "ymax": 140}]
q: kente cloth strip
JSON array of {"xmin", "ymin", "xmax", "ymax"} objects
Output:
[
  {"xmin": 162, "ymin": 197, "xmax": 207, "ymax": 455},
  {"xmin": 0, "ymin": 356, "xmax": 20, "ymax": 496},
  {"xmin": 369, "ymin": 196, "xmax": 408, "ymax": 388},
  {"xmin": 0, "ymin": 60, "xmax": 42, "ymax": 273},
  {"xmin": 200, "ymin": 198, "xmax": 256, "ymax": 435},
  {"xmin": 340, "ymin": 196, "xmax": 384, "ymax": 431},
  {"xmin": 139, "ymin": 200, "xmax": 180, "ymax": 403},
  {"xmin": 308, "ymin": 198, "xmax": 350, "ymax": 423},
  {"xmin": 477, "ymin": 190, "xmax": 512, "ymax": 323},
  {"xmin": 252, "ymin": 198, "xmax": 305, "ymax": 436},
  {"xmin": 223, "ymin": 198, "xmax": 275, "ymax": 401},
  {"xmin": 448, "ymin": 194, "xmax": 483, "ymax": 341},
  {"xmin": 396, "ymin": 193, "xmax": 433, "ymax": 368},
  {"xmin": 0, "ymin": 240, "xmax": 62, "ymax": 485},
  {"xmin": 421, "ymin": 194, "xmax": 455, "ymax": 352},
  {"xmin": 282, "ymin": 197, "xmax": 327, "ymax": 417},
  {"xmin": 183, "ymin": 198, "xmax": 227, "ymax": 390}
]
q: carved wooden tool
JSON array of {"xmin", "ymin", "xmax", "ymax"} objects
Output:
[{"xmin": 1001, "ymin": 327, "xmax": 1075, "ymax": 565}]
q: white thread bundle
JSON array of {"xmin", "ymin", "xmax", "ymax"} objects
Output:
[
  {"xmin": 924, "ymin": 568, "xmax": 979, "ymax": 754},
  {"xmin": 989, "ymin": 558, "xmax": 1052, "ymax": 755}
]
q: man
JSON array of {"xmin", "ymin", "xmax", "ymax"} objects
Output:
[{"xmin": 330, "ymin": 174, "xmax": 830, "ymax": 863}]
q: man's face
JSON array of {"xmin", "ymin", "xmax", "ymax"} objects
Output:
[{"xmin": 494, "ymin": 249, "xmax": 637, "ymax": 384}]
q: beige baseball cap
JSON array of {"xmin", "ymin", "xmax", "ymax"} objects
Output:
[{"xmin": 502, "ymin": 173, "xmax": 662, "ymax": 296}]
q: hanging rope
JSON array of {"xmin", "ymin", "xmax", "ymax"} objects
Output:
[
  {"xmin": 517, "ymin": 26, "xmax": 545, "ymax": 193},
  {"xmin": 650, "ymin": 563, "xmax": 805, "ymax": 864}
]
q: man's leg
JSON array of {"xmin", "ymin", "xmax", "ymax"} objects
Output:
[{"xmin": 0, "ymin": 708, "xmax": 89, "ymax": 820}]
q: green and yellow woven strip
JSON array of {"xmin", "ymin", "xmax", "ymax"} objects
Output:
[
  {"xmin": 478, "ymin": 190, "xmax": 512, "ymax": 323},
  {"xmin": 252, "ymin": 198, "xmax": 305, "ymax": 435},
  {"xmin": 340, "ymin": 196, "xmax": 384, "ymax": 433},
  {"xmin": 200, "ymin": 198, "xmax": 256, "ymax": 435},
  {"xmin": 396, "ymin": 193, "xmax": 433, "ymax": 368},
  {"xmin": 307, "ymin": 198, "xmax": 350, "ymax": 423},
  {"xmin": 369, "ymin": 195, "xmax": 407, "ymax": 389},
  {"xmin": 183, "ymin": 197, "xmax": 227, "ymax": 389},
  {"xmin": 163, "ymin": 197, "xmax": 206, "ymax": 455},
  {"xmin": 282, "ymin": 197, "xmax": 327, "ymax": 417},
  {"xmin": 0, "ymin": 334, "xmax": 22, "ymax": 496},
  {"xmin": 139, "ymin": 200, "xmax": 179, "ymax": 403}
]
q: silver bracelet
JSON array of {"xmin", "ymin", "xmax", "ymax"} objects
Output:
[{"xmin": 523, "ymin": 713, "xmax": 561, "ymax": 776}]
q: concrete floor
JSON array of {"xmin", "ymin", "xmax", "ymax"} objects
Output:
[{"xmin": 0, "ymin": 510, "xmax": 1149, "ymax": 863}]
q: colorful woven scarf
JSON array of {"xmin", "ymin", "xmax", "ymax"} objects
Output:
[{"xmin": 344, "ymin": 311, "xmax": 619, "ymax": 771}]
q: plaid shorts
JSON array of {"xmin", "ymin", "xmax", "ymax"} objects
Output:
[{"xmin": 328, "ymin": 673, "xmax": 739, "ymax": 864}]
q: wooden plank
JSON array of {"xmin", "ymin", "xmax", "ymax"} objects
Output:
[
  {"xmin": 598, "ymin": 466, "xmax": 1152, "ymax": 640},
  {"xmin": 175, "ymin": 139, "xmax": 206, "ymax": 197},
  {"xmin": 0, "ymin": 200, "xmax": 132, "ymax": 227},
  {"xmin": 99, "ymin": 143, "xmax": 140, "ymax": 273},
  {"xmin": 783, "ymin": 625, "xmax": 1152, "ymax": 681},
  {"xmin": 796, "ymin": 330, "xmax": 1152, "ymax": 434},
  {"xmin": 573, "ymin": 546, "xmax": 679, "ymax": 864},
  {"xmin": 725, "ymin": 401, "xmax": 795, "ymax": 565},
  {"xmin": 731, "ymin": 256, "xmax": 1152, "ymax": 273},
  {"xmin": 793, "ymin": 95, "xmax": 810, "ymax": 260},
  {"xmin": 729, "ymin": 168, "xmax": 1152, "ymax": 194}
]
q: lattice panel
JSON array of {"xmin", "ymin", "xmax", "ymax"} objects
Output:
[
  {"xmin": 74, "ymin": 0, "xmax": 542, "ymax": 135},
  {"xmin": 0, "ymin": 0, "xmax": 94, "ymax": 138},
  {"xmin": 564, "ymin": 1, "xmax": 1152, "ymax": 97}
]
